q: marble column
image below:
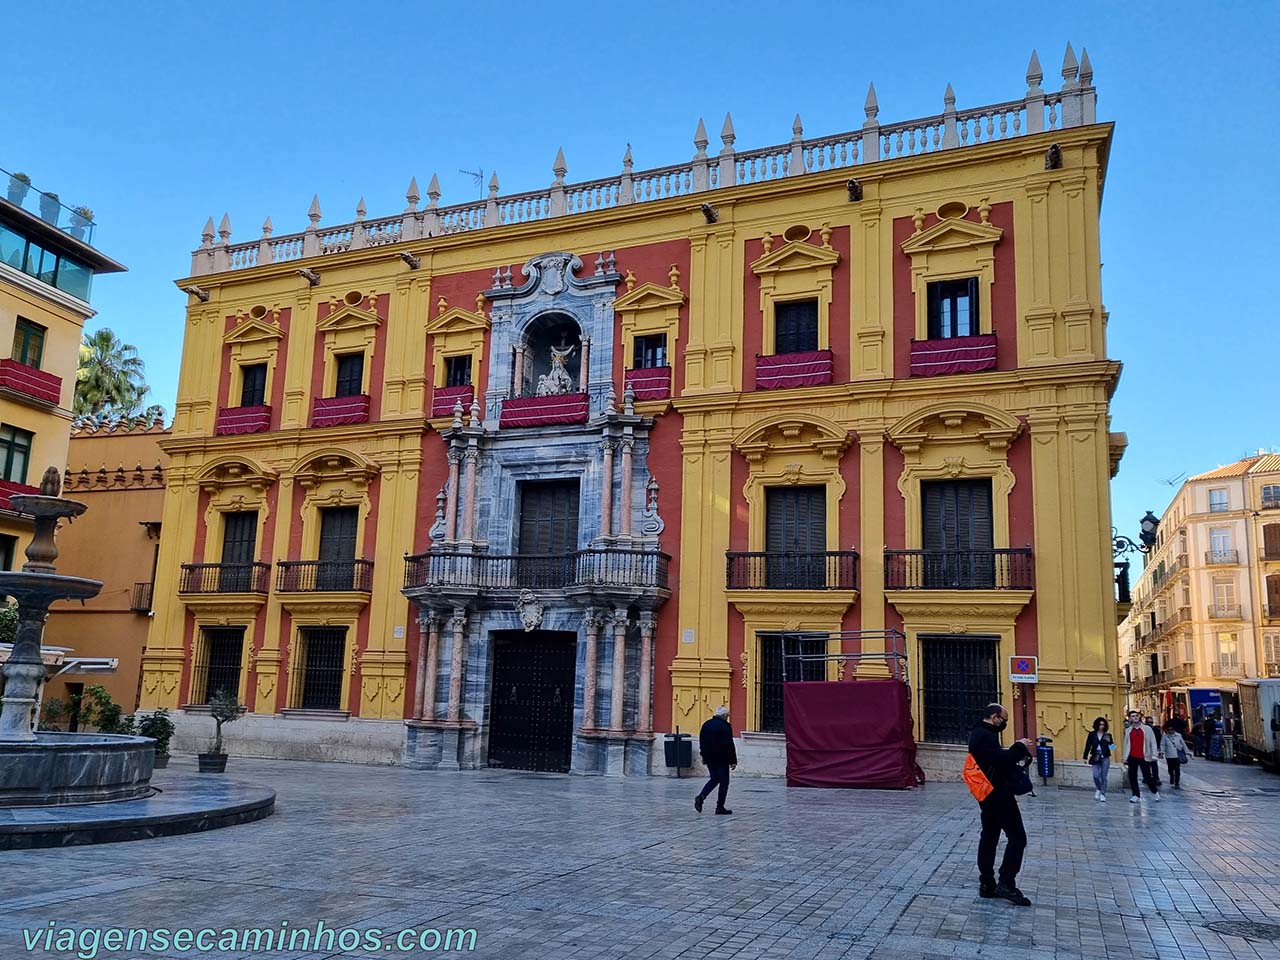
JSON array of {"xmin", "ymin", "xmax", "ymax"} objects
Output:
[
  {"xmin": 461, "ymin": 442, "xmax": 479, "ymax": 541},
  {"xmin": 444, "ymin": 446, "xmax": 462, "ymax": 542},
  {"xmin": 637, "ymin": 615, "xmax": 656, "ymax": 731},
  {"xmin": 513, "ymin": 347, "xmax": 525, "ymax": 396},
  {"xmin": 582, "ymin": 609, "xmax": 603, "ymax": 729},
  {"xmin": 419, "ymin": 613, "xmax": 442, "ymax": 720},
  {"xmin": 619, "ymin": 435, "xmax": 634, "ymax": 538},
  {"xmin": 600, "ymin": 437, "xmax": 616, "ymax": 539},
  {"xmin": 609, "ymin": 612, "xmax": 627, "ymax": 732},
  {"xmin": 578, "ymin": 336, "xmax": 591, "ymax": 392},
  {"xmin": 446, "ymin": 607, "xmax": 467, "ymax": 722}
]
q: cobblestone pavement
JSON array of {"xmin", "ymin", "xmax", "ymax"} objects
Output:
[{"xmin": 3, "ymin": 754, "xmax": 1279, "ymax": 959}]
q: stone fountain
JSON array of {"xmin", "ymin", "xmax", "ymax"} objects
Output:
[{"xmin": 0, "ymin": 467, "xmax": 156, "ymax": 805}]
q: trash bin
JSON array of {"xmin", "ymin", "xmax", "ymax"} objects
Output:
[
  {"xmin": 664, "ymin": 728, "xmax": 692, "ymax": 775},
  {"xmin": 1036, "ymin": 735, "xmax": 1054, "ymax": 782},
  {"xmin": 1221, "ymin": 735, "xmax": 1235, "ymax": 763}
]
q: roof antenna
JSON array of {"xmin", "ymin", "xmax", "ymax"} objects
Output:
[{"xmin": 459, "ymin": 167, "xmax": 484, "ymax": 200}]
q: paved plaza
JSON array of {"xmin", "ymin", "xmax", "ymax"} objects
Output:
[{"xmin": 3, "ymin": 755, "xmax": 1279, "ymax": 960}]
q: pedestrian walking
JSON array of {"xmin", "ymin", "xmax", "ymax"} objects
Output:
[
  {"xmin": 1165, "ymin": 710, "xmax": 1189, "ymax": 737},
  {"xmin": 1160, "ymin": 726, "xmax": 1188, "ymax": 789},
  {"xmin": 1082, "ymin": 716, "xmax": 1115, "ymax": 802},
  {"xmin": 967, "ymin": 703, "xmax": 1034, "ymax": 906},
  {"xmin": 1145, "ymin": 716, "xmax": 1163, "ymax": 786},
  {"xmin": 1121, "ymin": 710, "xmax": 1160, "ymax": 803},
  {"xmin": 694, "ymin": 706, "xmax": 736, "ymax": 815}
]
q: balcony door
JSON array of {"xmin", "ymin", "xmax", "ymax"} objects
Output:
[
  {"xmin": 765, "ymin": 486, "xmax": 826, "ymax": 588},
  {"xmin": 922, "ymin": 479, "xmax": 993, "ymax": 588},
  {"xmin": 220, "ymin": 511, "xmax": 258, "ymax": 592},
  {"xmin": 317, "ymin": 506, "xmax": 359, "ymax": 590},
  {"xmin": 517, "ymin": 479, "xmax": 579, "ymax": 588}
]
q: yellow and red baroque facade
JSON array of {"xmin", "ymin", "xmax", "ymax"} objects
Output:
[{"xmin": 141, "ymin": 48, "xmax": 1126, "ymax": 769}]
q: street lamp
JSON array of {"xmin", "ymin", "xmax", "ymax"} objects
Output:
[{"xmin": 1113, "ymin": 510, "xmax": 1160, "ymax": 558}]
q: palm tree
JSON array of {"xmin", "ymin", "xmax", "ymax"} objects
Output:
[{"xmin": 75, "ymin": 328, "xmax": 149, "ymax": 417}]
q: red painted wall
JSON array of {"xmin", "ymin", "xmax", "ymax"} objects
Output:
[
  {"xmin": 644, "ymin": 409, "xmax": 684, "ymax": 731},
  {"xmin": 426, "ymin": 267, "xmax": 497, "ymax": 418},
  {"xmin": 310, "ymin": 293, "xmax": 389, "ymax": 417}
]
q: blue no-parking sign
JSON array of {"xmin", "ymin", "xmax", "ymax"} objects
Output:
[{"xmin": 1010, "ymin": 656, "xmax": 1038, "ymax": 684}]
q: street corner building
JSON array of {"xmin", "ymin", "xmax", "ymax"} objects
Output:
[
  {"xmin": 0, "ymin": 168, "xmax": 126, "ymax": 570},
  {"xmin": 139, "ymin": 45, "xmax": 1127, "ymax": 774}
]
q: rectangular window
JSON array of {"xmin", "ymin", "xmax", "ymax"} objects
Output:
[
  {"xmin": 1263, "ymin": 633, "xmax": 1279, "ymax": 663},
  {"xmin": 773, "ymin": 299, "xmax": 818, "ymax": 355},
  {"xmin": 1217, "ymin": 632, "xmax": 1239, "ymax": 666},
  {"xmin": 1263, "ymin": 484, "xmax": 1280, "ymax": 506},
  {"xmin": 633, "ymin": 334, "xmax": 668, "ymax": 370},
  {"xmin": 0, "ymin": 424, "xmax": 33, "ymax": 484},
  {"xmin": 1209, "ymin": 527, "xmax": 1232, "ymax": 555},
  {"xmin": 296, "ymin": 626, "xmax": 347, "ymax": 710},
  {"xmin": 219, "ymin": 511, "xmax": 258, "ymax": 592},
  {"xmin": 194, "ymin": 626, "xmax": 245, "ymax": 705},
  {"xmin": 0, "ymin": 533, "xmax": 15, "ymax": 571},
  {"xmin": 1183, "ymin": 640, "xmax": 1195, "ymax": 663},
  {"xmin": 239, "ymin": 363, "xmax": 267, "ymax": 407},
  {"xmin": 764, "ymin": 485, "xmax": 827, "ymax": 588},
  {"xmin": 756, "ymin": 632, "xmax": 826, "ymax": 733},
  {"xmin": 0, "ymin": 222, "xmax": 25, "ymax": 270},
  {"xmin": 926, "ymin": 277, "xmax": 979, "ymax": 339},
  {"xmin": 54, "ymin": 256, "xmax": 91, "ymax": 300},
  {"xmin": 317, "ymin": 506, "xmax": 359, "ymax": 590},
  {"xmin": 1208, "ymin": 488, "xmax": 1229, "ymax": 513},
  {"xmin": 12, "ymin": 318, "xmax": 45, "ymax": 368},
  {"xmin": 334, "ymin": 353, "xmax": 364, "ymax": 398},
  {"xmin": 444, "ymin": 354, "xmax": 472, "ymax": 387},
  {"xmin": 516, "ymin": 479, "xmax": 580, "ymax": 588},
  {"xmin": 921, "ymin": 478, "xmax": 995, "ymax": 588}
]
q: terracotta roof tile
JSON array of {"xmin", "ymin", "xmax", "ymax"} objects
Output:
[{"xmin": 1189, "ymin": 457, "xmax": 1262, "ymax": 481}]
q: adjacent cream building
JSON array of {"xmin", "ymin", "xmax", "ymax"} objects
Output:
[{"xmin": 1121, "ymin": 454, "xmax": 1280, "ymax": 723}]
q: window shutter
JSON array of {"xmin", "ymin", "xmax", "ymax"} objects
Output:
[
  {"xmin": 765, "ymin": 486, "xmax": 825, "ymax": 553},
  {"xmin": 318, "ymin": 507, "xmax": 359, "ymax": 562},
  {"xmin": 221, "ymin": 512, "xmax": 258, "ymax": 565},
  {"xmin": 967, "ymin": 276, "xmax": 980, "ymax": 334},
  {"xmin": 926, "ymin": 283, "xmax": 941, "ymax": 340},
  {"xmin": 1267, "ymin": 574, "xmax": 1280, "ymax": 608},
  {"xmin": 1264, "ymin": 524, "xmax": 1280, "ymax": 556}
]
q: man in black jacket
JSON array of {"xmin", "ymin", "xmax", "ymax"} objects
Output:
[
  {"xmin": 694, "ymin": 706, "xmax": 737, "ymax": 815},
  {"xmin": 968, "ymin": 703, "xmax": 1035, "ymax": 906}
]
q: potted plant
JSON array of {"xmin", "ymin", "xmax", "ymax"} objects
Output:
[
  {"xmin": 38, "ymin": 191, "xmax": 61, "ymax": 224},
  {"xmin": 198, "ymin": 689, "xmax": 242, "ymax": 773},
  {"xmin": 68, "ymin": 205, "xmax": 93, "ymax": 240},
  {"xmin": 137, "ymin": 708, "xmax": 175, "ymax": 768},
  {"xmin": 7, "ymin": 172, "xmax": 31, "ymax": 206}
]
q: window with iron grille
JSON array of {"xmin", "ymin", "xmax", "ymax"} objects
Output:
[
  {"xmin": 0, "ymin": 424, "xmax": 33, "ymax": 484},
  {"xmin": 633, "ymin": 334, "xmax": 668, "ymax": 369},
  {"xmin": 444, "ymin": 354, "xmax": 472, "ymax": 387},
  {"xmin": 773, "ymin": 299, "xmax": 818, "ymax": 354},
  {"xmin": 926, "ymin": 278, "xmax": 979, "ymax": 339},
  {"xmin": 296, "ymin": 626, "xmax": 347, "ymax": 710},
  {"xmin": 195, "ymin": 627, "xmax": 244, "ymax": 704},
  {"xmin": 920, "ymin": 634, "xmax": 999, "ymax": 743},
  {"xmin": 334, "ymin": 352, "xmax": 364, "ymax": 397},
  {"xmin": 756, "ymin": 632, "xmax": 826, "ymax": 733},
  {"xmin": 240, "ymin": 363, "xmax": 267, "ymax": 407},
  {"xmin": 12, "ymin": 318, "xmax": 45, "ymax": 368}
]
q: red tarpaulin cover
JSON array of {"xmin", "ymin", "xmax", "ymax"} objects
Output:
[
  {"xmin": 431, "ymin": 384, "xmax": 474, "ymax": 418},
  {"xmin": 755, "ymin": 350, "xmax": 834, "ymax": 389},
  {"xmin": 624, "ymin": 366, "xmax": 671, "ymax": 400},
  {"xmin": 0, "ymin": 359, "xmax": 62, "ymax": 405},
  {"xmin": 909, "ymin": 335, "xmax": 998, "ymax": 377},
  {"xmin": 214, "ymin": 405, "xmax": 272, "ymax": 435},
  {"xmin": 311, "ymin": 394, "xmax": 371, "ymax": 427},
  {"xmin": 784, "ymin": 679, "xmax": 923, "ymax": 789},
  {"xmin": 499, "ymin": 393, "xmax": 589, "ymax": 428}
]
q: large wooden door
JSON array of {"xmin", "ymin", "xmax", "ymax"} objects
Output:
[
  {"xmin": 219, "ymin": 511, "xmax": 258, "ymax": 592},
  {"xmin": 516, "ymin": 480, "xmax": 579, "ymax": 588},
  {"xmin": 317, "ymin": 506, "xmax": 359, "ymax": 590},
  {"xmin": 487, "ymin": 632, "xmax": 577, "ymax": 772},
  {"xmin": 764, "ymin": 486, "xmax": 826, "ymax": 588},
  {"xmin": 922, "ymin": 479, "xmax": 994, "ymax": 588}
]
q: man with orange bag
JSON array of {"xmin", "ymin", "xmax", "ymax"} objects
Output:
[{"xmin": 966, "ymin": 703, "xmax": 1035, "ymax": 906}]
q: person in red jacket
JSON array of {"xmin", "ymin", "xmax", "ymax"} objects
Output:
[{"xmin": 968, "ymin": 703, "xmax": 1035, "ymax": 906}]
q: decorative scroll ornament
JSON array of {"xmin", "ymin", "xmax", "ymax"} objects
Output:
[
  {"xmin": 516, "ymin": 590, "xmax": 544, "ymax": 632},
  {"xmin": 640, "ymin": 476, "xmax": 665, "ymax": 536}
]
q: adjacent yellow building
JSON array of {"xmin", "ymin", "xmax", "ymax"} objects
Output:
[{"xmin": 141, "ymin": 46, "xmax": 1126, "ymax": 770}]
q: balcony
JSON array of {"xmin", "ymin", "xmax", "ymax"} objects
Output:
[
  {"xmin": 624, "ymin": 366, "xmax": 672, "ymax": 401},
  {"xmin": 179, "ymin": 562, "xmax": 270, "ymax": 594},
  {"xmin": 276, "ymin": 559, "xmax": 374, "ymax": 593},
  {"xmin": 725, "ymin": 551, "xmax": 858, "ymax": 590},
  {"xmin": 1211, "ymin": 662, "xmax": 1245, "ymax": 679},
  {"xmin": 311, "ymin": 394, "xmax": 370, "ymax": 427},
  {"xmin": 3, "ymin": 168, "xmax": 97, "ymax": 246},
  {"xmin": 1205, "ymin": 549, "xmax": 1239, "ymax": 565},
  {"xmin": 1262, "ymin": 498, "xmax": 1280, "ymax": 511},
  {"xmin": 130, "ymin": 582, "xmax": 153, "ymax": 613},
  {"xmin": 0, "ymin": 478, "xmax": 41, "ymax": 512},
  {"xmin": 498, "ymin": 393, "xmax": 589, "ymax": 428},
  {"xmin": 1265, "ymin": 604, "xmax": 1280, "ymax": 622},
  {"xmin": 754, "ymin": 350, "xmax": 833, "ymax": 390},
  {"xmin": 908, "ymin": 334, "xmax": 998, "ymax": 378},
  {"xmin": 884, "ymin": 548, "xmax": 1035, "ymax": 590},
  {"xmin": 431, "ymin": 384, "xmax": 474, "ymax": 418},
  {"xmin": 403, "ymin": 547, "xmax": 670, "ymax": 597},
  {"xmin": 215, "ymin": 405, "xmax": 272, "ymax": 436},
  {"xmin": 1267, "ymin": 662, "xmax": 1280, "ymax": 678},
  {"xmin": 1207, "ymin": 604, "xmax": 1243, "ymax": 620},
  {"xmin": 0, "ymin": 359, "xmax": 61, "ymax": 407},
  {"xmin": 1169, "ymin": 663, "xmax": 1197, "ymax": 682},
  {"xmin": 1260, "ymin": 545, "xmax": 1280, "ymax": 562}
]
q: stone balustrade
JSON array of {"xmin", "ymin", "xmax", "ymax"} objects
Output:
[{"xmin": 190, "ymin": 45, "xmax": 1097, "ymax": 277}]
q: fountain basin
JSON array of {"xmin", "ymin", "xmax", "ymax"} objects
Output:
[{"xmin": 0, "ymin": 733, "xmax": 155, "ymax": 807}]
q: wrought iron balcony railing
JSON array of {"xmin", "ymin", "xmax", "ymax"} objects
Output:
[
  {"xmin": 1207, "ymin": 604, "xmax": 1243, "ymax": 620},
  {"xmin": 1265, "ymin": 604, "xmax": 1280, "ymax": 621},
  {"xmin": 130, "ymin": 582, "xmax": 153, "ymax": 613},
  {"xmin": 1204, "ymin": 549, "xmax": 1239, "ymax": 565},
  {"xmin": 277, "ymin": 559, "xmax": 374, "ymax": 593},
  {"xmin": 403, "ymin": 548, "xmax": 670, "ymax": 593},
  {"xmin": 725, "ymin": 551, "xmax": 858, "ymax": 590},
  {"xmin": 1267, "ymin": 661, "xmax": 1280, "ymax": 678},
  {"xmin": 179, "ymin": 562, "xmax": 271, "ymax": 594},
  {"xmin": 884, "ymin": 548, "xmax": 1035, "ymax": 590},
  {"xmin": 1260, "ymin": 545, "xmax": 1280, "ymax": 562},
  {"xmin": 1211, "ymin": 662, "xmax": 1245, "ymax": 678}
]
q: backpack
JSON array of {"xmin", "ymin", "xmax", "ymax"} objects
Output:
[{"xmin": 962, "ymin": 754, "xmax": 993, "ymax": 802}]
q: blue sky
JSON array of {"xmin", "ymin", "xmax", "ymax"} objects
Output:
[{"xmin": 5, "ymin": 1, "xmax": 1276, "ymax": 538}]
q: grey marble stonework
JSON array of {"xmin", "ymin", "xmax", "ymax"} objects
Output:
[{"xmin": 0, "ymin": 733, "xmax": 155, "ymax": 806}]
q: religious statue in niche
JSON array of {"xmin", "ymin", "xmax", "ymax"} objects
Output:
[{"xmin": 536, "ymin": 337, "xmax": 577, "ymax": 396}]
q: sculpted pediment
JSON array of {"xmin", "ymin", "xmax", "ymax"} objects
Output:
[
  {"xmin": 733, "ymin": 413, "xmax": 854, "ymax": 462},
  {"xmin": 316, "ymin": 302, "xmax": 381, "ymax": 332},
  {"xmin": 887, "ymin": 402, "xmax": 1022, "ymax": 454},
  {"xmin": 750, "ymin": 239, "xmax": 840, "ymax": 276},
  {"xmin": 223, "ymin": 317, "xmax": 283, "ymax": 346},
  {"xmin": 614, "ymin": 280, "xmax": 685, "ymax": 312},
  {"xmin": 900, "ymin": 216, "xmax": 1003, "ymax": 256}
]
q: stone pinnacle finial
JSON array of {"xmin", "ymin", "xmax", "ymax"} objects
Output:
[
  {"xmin": 721, "ymin": 112, "xmax": 736, "ymax": 148},
  {"xmin": 1062, "ymin": 42, "xmax": 1078, "ymax": 82},
  {"xmin": 792, "ymin": 113, "xmax": 804, "ymax": 139},
  {"xmin": 864, "ymin": 83, "xmax": 879, "ymax": 120},
  {"xmin": 605, "ymin": 384, "xmax": 617, "ymax": 415},
  {"xmin": 201, "ymin": 216, "xmax": 216, "ymax": 244},
  {"xmin": 488, "ymin": 172, "xmax": 500, "ymax": 197},
  {"xmin": 623, "ymin": 381, "xmax": 635, "ymax": 416},
  {"xmin": 452, "ymin": 399, "xmax": 464, "ymax": 428},
  {"xmin": 356, "ymin": 197, "xmax": 367, "ymax": 220},
  {"xmin": 427, "ymin": 174, "xmax": 441, "ymax": 207},
  {"xmin": 944, "ymin": 83, "xmax": 956, "ymax": 108},
  {"xmin": 39, "ymin": 466, "xmax": 62, "ymax": 497},
  {"xmin": 622, "ymin": 143, "xmax": 633, "ymax": 173},
  {"xmin": 308, "ymin": 194, "xmax": 322, "ymax": 225},
  {"xmin": 553, "ymin": 147, "xmax": 567, "ymax": 184},
  {"xmin": 1026, "ymin": 49, "xmax": 1043, "ymax": 89},
  {"xmin": 217, "ymin": 213, "xmax": 231, "ymax": 241},
  {"xmin": 405, "ymin": 176, "xmax": 420, "ymax": 208},
  {"xmin": 694, "ymin": 118, "xmax": 709, "ymax": 158},
  {"xmin": 1079, "ymin": 47, "xmax": 1093, "ymax": 85},
  {"xmin": 468, "ymin": 396, "xmax": 481, "ymax": 427},
  {"xmin": 261, "ymin": 216, "xmax": 273, "ymax": 237}
]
